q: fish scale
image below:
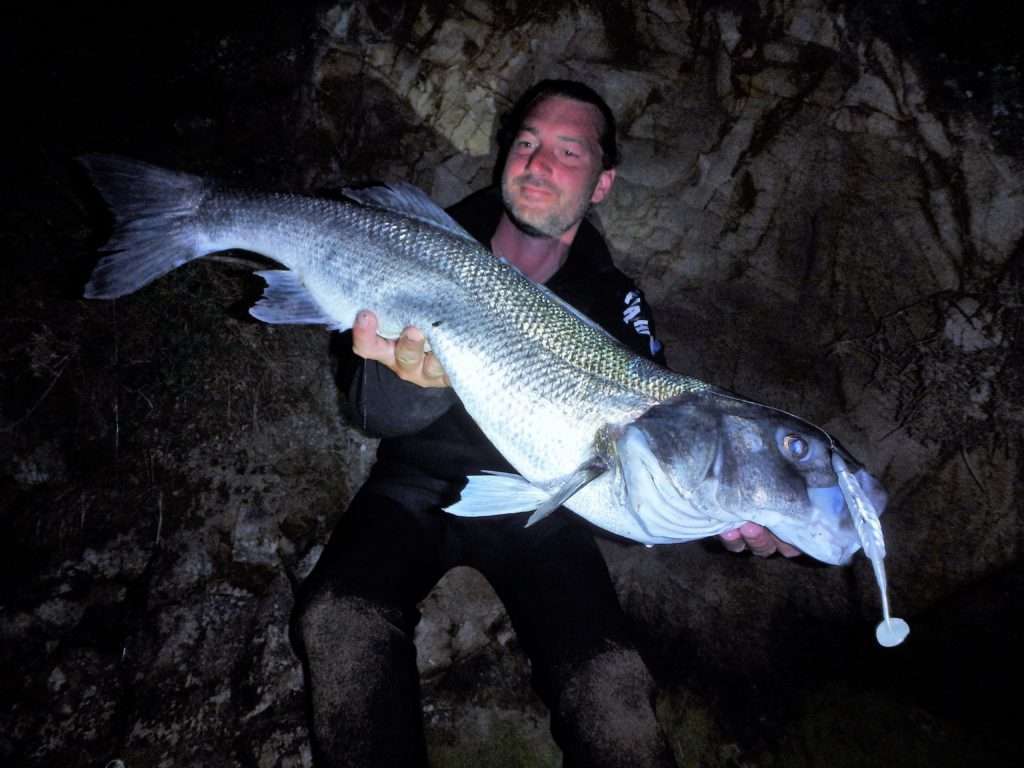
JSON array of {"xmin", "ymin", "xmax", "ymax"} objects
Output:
[
  {"xmin": 79, "ymin": 154, "xmax": 906, "ymax": 644},
  {"xmin": 199, "ymin": 187, "xmax": 669, "ymax": 492}
]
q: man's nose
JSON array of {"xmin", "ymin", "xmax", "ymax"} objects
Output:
[{"xmin": 524, "ymin": 145, "xmax": 553, "ymax": 173}]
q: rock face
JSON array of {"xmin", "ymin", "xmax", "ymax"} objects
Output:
[{"xmin": 3, "ymin": 2, "xmax": 1020, "ymax": 766}]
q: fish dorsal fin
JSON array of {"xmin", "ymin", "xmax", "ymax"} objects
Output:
[{"xmin": 343, "ymin": 182, "xmax": 477, "ymax": 245}]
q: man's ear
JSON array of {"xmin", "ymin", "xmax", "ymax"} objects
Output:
[{"xmin": 590, "ymin": 168, "xmax": 616, "ymax": 204}]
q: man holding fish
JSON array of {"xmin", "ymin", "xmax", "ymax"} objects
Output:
[{"xmin": 291, "ymin": 79, "xmax": 797, "ymax": 768}]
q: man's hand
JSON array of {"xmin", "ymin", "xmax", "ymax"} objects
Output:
[
  {"xmin": 352, "ymin": 310, "xmax": 450, "ymax": 388},
  {"xmin": 719, "ymin": 522, "xmax": 801, "ymax": 558}
]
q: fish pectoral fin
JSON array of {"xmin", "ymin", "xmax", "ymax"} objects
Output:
[
  {"xmin": 525, "ymin": 459, "xmax": 607, "ymax": 527},
  {"xmin": 444, "ymin": 460, "xmax": 607, "ymax": 524},
  {"xmin": 250, "ymin": 270, "xmax": 341, "ymax": 328},
  {"xmin": 444, "ymin": 472, "xmax": 550, "ymax": 517}
]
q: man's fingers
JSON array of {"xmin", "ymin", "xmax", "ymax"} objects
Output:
[
  {"xmin": 395, "ymin": 327, "xmax": 449, "ymax": 384},
  {"xmin": 718, "ymin": 528, "xmax": 747, "ymax": 553},
  {"xmin": 719, "ymin": 522, "xmax": 803, "ymax": 558},
  {"xmin": 421, "ymin": 352, "xmax": 449, "ymax": 384},
  {"xmin": 394, "ymin": 326, "xmax": 426, "ymax": 369},
  {"xmin": 352, "ymin": 310, "xmax": 393, "ymax": 363},
  {"xmin": 775, "ymin": 539, "xmax": 801, "ymax": 558},
  {"xmin": 351, "ymin": 310, "xmax": 450, "ymax": 388},
  {"xmin": 740, "ymin": 522, "xmax": 777, "ymax": 557},
  {"xmin": 740, "ymin": 522, "xmax": 800, "ymax": 558},
  {"xmin": 391, "ymin": 324, "xmax": 450, "ymax": 386}
]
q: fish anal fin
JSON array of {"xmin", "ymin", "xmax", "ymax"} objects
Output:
[{"xmin": 250, "ymin": 270, "xmax": 339, "ymax": 328}]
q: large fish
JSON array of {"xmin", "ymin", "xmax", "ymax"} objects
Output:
[{"xmin": 79, "ymin": 155, "xmax": 908, "ymax": 646}]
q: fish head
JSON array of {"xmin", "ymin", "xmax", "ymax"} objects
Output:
[{"xmin": 615, "ymin": 392, "xmax": 887, "ymax": 565}]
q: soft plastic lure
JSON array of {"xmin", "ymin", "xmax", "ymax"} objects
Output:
[{"xmin": 832, "ymin": 452, "xmax": 910, "ymax": 647}]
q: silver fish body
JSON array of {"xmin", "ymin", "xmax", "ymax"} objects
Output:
[{"xmin": 80, "ymin": 155, "xmax": 889, "ymax": 568}]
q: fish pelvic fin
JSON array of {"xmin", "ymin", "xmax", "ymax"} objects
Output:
[{"xmin": 79, "ymin": 155, "xmax": 208, "ymax": 298}]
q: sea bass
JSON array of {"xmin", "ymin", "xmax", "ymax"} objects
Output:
[{"xmin": 79, "ymin": 155, "xmax": 908, "ymax": 646}]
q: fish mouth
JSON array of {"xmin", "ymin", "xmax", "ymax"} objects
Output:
[
  {"xmin": 708, "ymin": 421, "xmax": 889, "ymax": 564},
  {"xmin": 614, "ymin": 392, "xmax": 890, "ymax": 564},
  {"xmin": 778, "ymin": 464, "xmax": 888, "ymax": 565}
]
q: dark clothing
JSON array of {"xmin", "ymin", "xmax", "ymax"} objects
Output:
[{"xmin": 292, "ymin": 188, "xmax": 676, "ymax": 768}]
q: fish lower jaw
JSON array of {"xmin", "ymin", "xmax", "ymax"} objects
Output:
[{"xmin": 769, "ymin": 523, "xmax": 857, "ymax": 566}]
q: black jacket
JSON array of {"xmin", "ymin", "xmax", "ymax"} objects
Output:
[{"xmin": 341, "ymin": 187, "xmax": 665, "ymax": 508}]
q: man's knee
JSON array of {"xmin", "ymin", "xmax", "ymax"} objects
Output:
[
  {"xmin": 292, "ymin": 585, "xmax": 410, "ymax": 669},
  {"xmin": 291, "ymin": 588, "xmax": 426, "ymax": 766},
  {"xmin": 554, "ymin": 647, "xmax": 675, "ymax": 768}
]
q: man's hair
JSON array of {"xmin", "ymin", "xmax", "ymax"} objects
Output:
[{"xmin": 496, "ymin": 79, "xmax": 620, "ymax": 170}]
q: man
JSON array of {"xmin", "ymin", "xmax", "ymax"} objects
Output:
[{"xmin": 292, "ymin": 79, "xmax": 797, "ymax": 768}]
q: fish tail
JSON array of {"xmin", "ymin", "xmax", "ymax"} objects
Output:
[{"xmin": 79, "ymin": 154, "xmax": 210, "ymax": 298}]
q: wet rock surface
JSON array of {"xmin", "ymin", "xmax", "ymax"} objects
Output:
[{"xmin": 3, "ymin": 2, "xmax": 1020, "ymax": 766}]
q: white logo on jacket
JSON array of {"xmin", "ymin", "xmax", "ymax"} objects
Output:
[{"xmin": 622, "ymin": 290, "xmax": 663, "ymax": 357}]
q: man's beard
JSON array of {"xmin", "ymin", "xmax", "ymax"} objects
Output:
[{"xmin": 500, "ymin": 173, "xmax": 594, "ymax": 238}]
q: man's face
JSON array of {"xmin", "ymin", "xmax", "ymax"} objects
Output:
[{"xmin": 500, "ymin": 95, "xmax": 616, "ymax": 239}]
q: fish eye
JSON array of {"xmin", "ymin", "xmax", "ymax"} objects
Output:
[{"xmin": 782, "ymin": 433, "xmax": 810, "ymax": 461}]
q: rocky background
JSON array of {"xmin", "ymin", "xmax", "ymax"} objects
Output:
[{"xmin": 3, "ymin": 1, "xmax": 1021, "ymax": 766}]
